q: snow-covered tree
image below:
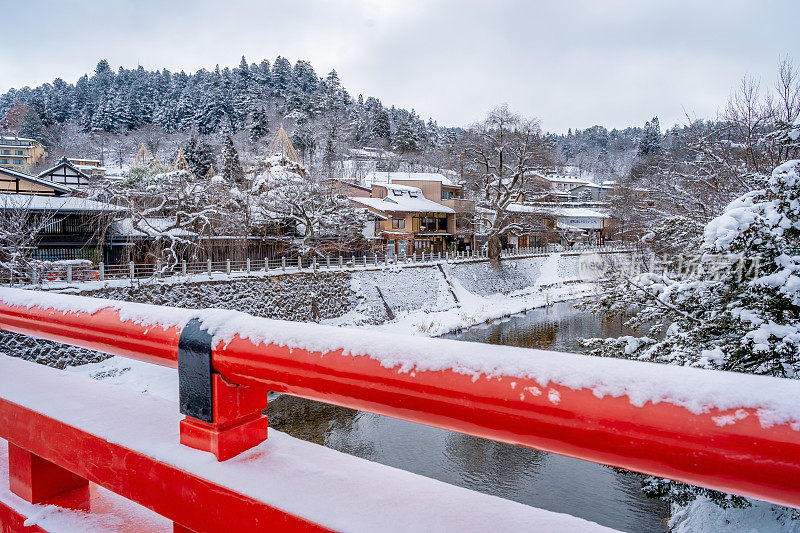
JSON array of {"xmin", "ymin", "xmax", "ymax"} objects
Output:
[
  {"xmin": 220, "ymin": 130, "xmax": 244, "ymax": 183},
  {"xmin": 251, "ymin": 155, "xmax": 366, "ymax": 254},
  {"xmin": 183, "ymin": 136, "xmax": 215, "ymax": 177},
  {"xmin": 103, "ymin": 167, "xmax": 223, "ymax": 267},
  {"xmin": 583, "ymin": 159, "xmax": 800, "ymax": 520},
  {"xmin": 463, "ymin": 105, "xmax": 552, "ymax": 261},
  {"xmin": 637, "ymin": 116, "xmax": 661, "ymax": 156},
  {"xmin": 248, "ymin": 107, "xmax": 270, "ymax": 142}
]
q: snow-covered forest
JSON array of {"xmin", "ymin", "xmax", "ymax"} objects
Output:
[{"xmin": 0, "ymin": 56, "xmax": 462, "ymax": 180}]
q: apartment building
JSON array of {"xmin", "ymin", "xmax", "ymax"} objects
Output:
[{"xmin": 0, "ymin": 137, "xmax": 47, "ymax": 169}]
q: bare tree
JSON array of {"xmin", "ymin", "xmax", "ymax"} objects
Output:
[
  {"xmin": 462, "ymin": 105, "xmax": 552, "ymax": 262},
  {"xmin": 102, "ymin": 167, "xmax": 224, "ymax": 268},
  {"xmin": 0, "ymin": 197, "xmax": 58, "ymax": 284}
]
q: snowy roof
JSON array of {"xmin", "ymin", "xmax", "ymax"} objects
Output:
[
  {"xmin": 364, "ymin": 171, "xmax": 459, "ymax": 188},
  {"xmin": 505, "ymin": 203, "xmax": 609, "ymax": 218},
  {"xmin": 544, "ymin": 175, "xmax": 594, "ymax": 185},
  {"xmin": 350, "ymin": 186, "xmax": 455, "ymax": 214},
  {"xmin": 569, "ymin": 183, "xmax": 613, "ymax": 190},
  {"xmin": 0, "ymin": 194, "xmax": 124, "ymax": 213},
  {"xmin": 110, "ymin": 217, "xmax": 196, "ymax": 238},
  {"xmin": 551, "ymin": 207, "xmax": 610, "ymax": 218},
  {"xmin": 0, "ymin": 136, "xmax": 39, "ymax": 145},
  {"xmin": 37, "ymin": 158, "xmax": 91, "ymax": 182}
]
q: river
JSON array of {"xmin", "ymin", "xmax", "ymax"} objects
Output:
[{"xmin": 267, "ymin": 301, "xmax": 669, "ymax": 532}]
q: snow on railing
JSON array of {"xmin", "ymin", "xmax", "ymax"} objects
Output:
[
  {"xmin": 2, "ymin": 243, "xmax": 634, "ymax": 286},
  {"xmin": 0, "ymin": 286, "xmax": 798, "ymax": 516}
]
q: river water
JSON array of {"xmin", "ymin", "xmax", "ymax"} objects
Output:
[{"xmin": 267, "ymin": 301, "xmax": 669, "ymax": 532}]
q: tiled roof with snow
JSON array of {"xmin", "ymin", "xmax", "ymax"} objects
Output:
[
  {"xmin": 350, "ymin": 186, "xmax": 455, "ymax": 214},
  {"xmin": 364, "ymin": 171, "xmax": 459, "ymax": 188},
  {"xmin": 0, "ymin": 194, "xmax": 123, "ymax": 213}
]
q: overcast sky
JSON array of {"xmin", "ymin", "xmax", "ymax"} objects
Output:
[{"xmin": 1, "ymin": 0, "xmax": 797, "ymax": 132}]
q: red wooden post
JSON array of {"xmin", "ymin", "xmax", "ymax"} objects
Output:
[
  {"xmin": 179, "ymin": 374, "xmax": 269, "ymax": 461},
  {"xmin": 8, "ymin": 442, "xmax": 89, "ymax": 504}
]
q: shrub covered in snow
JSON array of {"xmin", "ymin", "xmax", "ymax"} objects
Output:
[{"xmin": 583, "ymin": 160, "xmax": 800, "ymax": 522}]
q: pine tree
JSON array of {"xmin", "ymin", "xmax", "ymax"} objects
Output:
[
  {"xmin": 183, "ymin": 136, "xmax": 215, "ymax": 177},
  {"xmin": 638, "ymin": 116, "xmax": 662, "ymax": 156},
  {"xmin": 248, "ymin": 107, "xmax": 270, "ymax": 142},
  {"xmin": 372, "ymin": 107, "xmax": 391, "ymax": 140},
  {"xmin": 393, "ymin": 117, "xmax": 420, "ymax": 153},
  {"xmin": 220, "ymin": 130, "xmax": 244, "ymax": 183},
  {"xmin": 18, "ymin": 108, "xmax": 48, "ymax": 145},
  {"xmin": 271, "ymin": 56, "xmax": 293, "ymax": 99}
]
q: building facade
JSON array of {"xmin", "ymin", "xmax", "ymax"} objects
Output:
[
  {"xmin": 0, "ymin": 137, "xmax": 47, "ymax": 169},
  {"xmin": 350, "ymin": 183, "xmax": 456, "ymax": 256}
]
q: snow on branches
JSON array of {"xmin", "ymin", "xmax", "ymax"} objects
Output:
[
  {"xmin": 251, "ymin": 155, "xmax": 366, "ymax": 255},
  {"xmin": 585, "ymin": 159, "xmax": 800, "ymax": 377}
]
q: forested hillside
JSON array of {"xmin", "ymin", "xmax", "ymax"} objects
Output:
[{"xmin": 0, "ymin": 57, "xmax": 461, "ymax": 178}]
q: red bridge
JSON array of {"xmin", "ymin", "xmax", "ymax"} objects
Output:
[{"xmin": 0, "ymin": 288, "xmax": 798, "ymax": 531}]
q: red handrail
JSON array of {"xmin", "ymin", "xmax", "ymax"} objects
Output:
[{"xmin": 1, "ymin": 288, "xmax": 799, "ymax": 510}]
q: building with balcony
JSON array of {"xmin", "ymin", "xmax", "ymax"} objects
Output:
[
  {"xmin": 349, "ymin": 183, "xmax": 455, "ymax": 256},
  {"xmin": 0, "ymin": 137, "xmax": 47, "ymax": 169},
  {"xmin": 361, "ymin": 172, "xmax": 475, "ymax": 251}
]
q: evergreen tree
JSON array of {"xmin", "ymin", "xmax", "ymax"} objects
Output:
[
  {"xmin": 638, "ymin": 116, "xmax": 662, "ymax": 156},
  {"xmin": 183, "ymin": 136, "xmax": 215, "ymax": 177},
  {"xmin": 372, "ymin": 106, "xmax": 391, "ymax": 140},
  {"xmin": 18, "ymin": 108, "xmax": 48, "ymax": 145},
  {"xmin": 248, "ymin": 107, "xmax": 270, "ymax": 142},
  {"xmin": 220, "ymin": 130, "xmax": 244, "ymax": 183},
  {"xmin": 393, "ymin": 116, "xmax": 420, "ymax": 153},
  {"xmin": 271, "ymin": 56, "xmax": 293, "ymax": 98}
]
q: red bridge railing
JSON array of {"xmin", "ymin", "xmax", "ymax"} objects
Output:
[{"xmin": 0, "ymin": 287, "xmax": 798, "ymax": 531}]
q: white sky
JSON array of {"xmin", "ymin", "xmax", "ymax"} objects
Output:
[{"xmin": 1, "ymin": 0, "xmax": 797, "ymax": 133}]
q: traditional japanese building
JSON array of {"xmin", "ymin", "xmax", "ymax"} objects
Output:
[
  {"xmin": 0, "ymin": 166, "xmax": 122, "ymax": 262},
  {"xmin": 38, "ymin": 157, "xmax": 92, "ymax": 187},
  {"xmin": 350, "ymin": 183, "xmax": 455, "ymax": 256}
]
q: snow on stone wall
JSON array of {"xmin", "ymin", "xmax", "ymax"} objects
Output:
[
  {"xmin": 448, "ymin": 257, "xmax": 545, "ymax": 296},
  {"xmin": 0, "ymin": 253, "xmax": 607, "ymax": 368}
]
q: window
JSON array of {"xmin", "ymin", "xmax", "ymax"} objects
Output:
[
  {"xmin": 0, "ymin": 159, "xmax": 8, "ymax": 164},
  {"xmin": 12, "ymin": 159, "xmax": 23, "ymax": 165},
  {"xmin": 392, "ymin": 189, "xmax": 403, "ymax": 196},
  {"xmin": 441, "ymin": 190, "xmax": 453, "ymax": 200},
  {"xmin": 392, "ymin": 219, "xmax": 405, "ymax": 229},
  {"xmin": 374, "ymin": 220, "xmax": 381, "ymax": 233},
  {"xmin": 408, "ymin": 191, "xmax": 418, "ymax": 198},
  {"xmin": 1, "ymin": 150, "xmax": 9, "ymax": 155},
  {"xmin": 378, "ymin": 189, "xmax": 386, "ymax": 198},
  {"xmin": 15, "ymin": 150, "xmax": 24, "ymax": 156}
]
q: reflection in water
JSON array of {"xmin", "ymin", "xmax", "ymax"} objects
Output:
[{"xmin": 268, "ymin": 301, "xmax": 668, "ymax": 532}]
